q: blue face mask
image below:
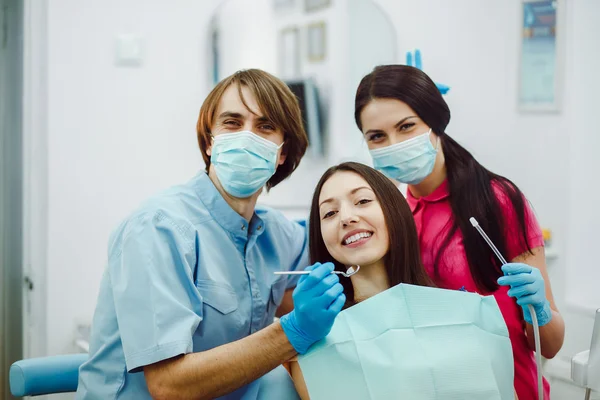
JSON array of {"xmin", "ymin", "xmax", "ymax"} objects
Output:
[
  {"xmin": 369, "ymin": 129, "xmax": 438, "ymax": 185},
  {"xmin": 210, "ymin": 130, "xmax": 283, "ymax": 198}
]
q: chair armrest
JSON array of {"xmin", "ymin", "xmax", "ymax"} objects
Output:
[{"xmin": 9, "ymin": 353, "xmax": 88, "ymax": 396}]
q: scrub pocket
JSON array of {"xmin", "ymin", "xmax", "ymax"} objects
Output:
[
  {"xmin": 193, "ymin": 280, "xmax": 245, "ymax": 348},
  {"xmin": 196, "ymin": 280, "xmax": 238, "ymax": 314}
]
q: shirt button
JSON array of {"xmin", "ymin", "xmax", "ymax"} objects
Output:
[
  {"xmin": 241, "ymin": 225, "xmax": 246, "ymax": 231},
  {"xmin": 257, "ymin": 226, "xmax": 262, "ymax": 230}
]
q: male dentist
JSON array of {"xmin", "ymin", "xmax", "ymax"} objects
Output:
[{"xmin": 76, "ymin": 69, "xmax": 346, "ymax": 399}]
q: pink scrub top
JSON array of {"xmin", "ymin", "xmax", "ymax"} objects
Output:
[{"xmin": 406, "ymin": 180, "xmax": 550, "ymax": 400}]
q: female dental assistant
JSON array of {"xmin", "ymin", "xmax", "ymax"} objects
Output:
[{"xmin": 354, "ymin": 65, "xmax": 565, "ymax": 400}]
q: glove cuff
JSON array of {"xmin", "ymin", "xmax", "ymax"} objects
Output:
[
  {"xmin": 523, "ymin": 300, "xmax": 552, "ymax": 327},
  {"xmin": 280, "ymin": 312, "xmax": 315, "ymax": 355},
  {"xmin": 535, "ymin": 300, "xmax": 553, "ymax": 326}
]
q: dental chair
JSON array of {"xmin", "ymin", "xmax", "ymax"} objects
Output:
[
  {"xmin": 9, "ymin": 354, "xmax": 298, "ymax": 398},
  {"xmin": 9, "ymin": 353, "xmax": 88, "ymax": 396},
  {"xmin": 572, "ymin": 308, "xmax": 600, "ymax": 400}
]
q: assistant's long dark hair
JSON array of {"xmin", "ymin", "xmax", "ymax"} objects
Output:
[
  {"xmin": 309, "ymin": 162, "xmax": 434, "ymax": 306},
  {"xmin": 354, "ymin": 65, "xmax": 533, "ymax": 294}
]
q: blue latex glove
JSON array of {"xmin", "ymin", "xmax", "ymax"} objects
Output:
[
  {"xmin": 406, "ymin": 49, "xmax": 450, "ymax": 94},
  {"xmin": 280, "ymin": 262, "xmax": 346, "ymax": 354},
  {"xmin": 497, "ymin": 263, "xmax": 553, "ymax": 326}
]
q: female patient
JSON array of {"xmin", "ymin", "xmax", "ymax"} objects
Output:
[
  {"xmin": 287, "ymin": 161, "xmax": 518, "ymax": 400},
  {"xmin": 307, "ymin": 161, "xmax": 433, "ymax": 307}
]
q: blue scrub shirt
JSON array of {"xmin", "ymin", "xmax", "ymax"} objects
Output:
[{"xmin": 76, "ymin": 172, "xmax": 308, "ymax": 399}]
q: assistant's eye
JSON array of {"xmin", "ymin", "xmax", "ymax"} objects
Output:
[
  {"xmin": 399, "ymin": 122, "xmax": 415, "ymax": 131},
  {"xmin": 356, "ymin": 199, "xmax": 372, "ymax": 205}
]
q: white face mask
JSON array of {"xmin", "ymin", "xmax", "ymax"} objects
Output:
[{"xmin": 369, "ymin": 129, "xmax": 439, "ymax": 184}]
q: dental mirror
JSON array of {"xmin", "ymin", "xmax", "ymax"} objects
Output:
[{"xmin": 274, "ymin": 265, "xmax": 360, "ymax": 277}]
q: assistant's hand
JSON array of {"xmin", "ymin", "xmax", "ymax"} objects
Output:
[
  {"xmin": 279, "ymin": 262, "xmax": 346, "ymax": 354},
  {"xmin": 406, "ymin": 49, "xmax": 450, "ymax": 94},
  {"xmin": 497, "ymin": 263, "xmax": 552, "ymax": 326}
]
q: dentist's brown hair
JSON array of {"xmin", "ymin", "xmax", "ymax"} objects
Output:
[
  {"xmin": 197, "ymin": 69, "xmax": 308, "ymax": 189},
  {"xmin": 308, "ymin": 162, "xmax": 434, "ymax": 307}
]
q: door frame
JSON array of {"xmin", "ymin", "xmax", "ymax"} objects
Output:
[
  {"xmin": 21, "ymin": 0, "xmax": 49, "ymax": 360},
  {"xmin": 1, "ymin": 0, "xmax": 24, "ymax": 397}
]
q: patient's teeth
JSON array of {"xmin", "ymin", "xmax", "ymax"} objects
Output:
[{"xmin": 344, "ymin": 232, "xmax": 372, "ymax": 245}]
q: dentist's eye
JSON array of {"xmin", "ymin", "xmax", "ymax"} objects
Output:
[
  {"xmin": 357, "ymin": 199, "xmax": 372, "ymax": 205},
  {"xmin": 223, "ymin": 120, "xmax": 241, "ymax": 127},
  {"xmin": 259, "ymin": 123, "xmax": 276, "ymax": 131},
  {"xmin": 367, "ymin": 133, "xmax": 385, "ymax": 142}
]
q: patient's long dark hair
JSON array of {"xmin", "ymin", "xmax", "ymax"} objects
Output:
[
  {"xmin": 355, "ymin": 65, "xmax": 533, "ymax": 293},
  {"xmin": 309, "ymin": 162, "xmax": 434, "ymax": 306}
]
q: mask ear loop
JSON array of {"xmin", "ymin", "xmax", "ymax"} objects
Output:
[{"xmin": 431, "ymin": 129, "xmax": 440, "ymax": 151}]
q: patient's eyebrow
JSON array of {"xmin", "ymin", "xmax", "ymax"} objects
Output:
[{"xmin": 319, "ymin": 186, "xmax": 372, "ymax": 207}]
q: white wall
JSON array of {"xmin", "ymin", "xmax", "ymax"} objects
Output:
[
  {"xmin": 557, "ymin": 1, "xmax": 600, "ymax": 392},
  {"xmin": 213, "ymin": 0, "xmax": 277, "ymax": 80},
  {"xmin": 25, "ymin": 0, "xmax": 600, "ymax": 396},
  {"xmin": 36, "ymin": 0, "xmax": 220, "ymax": 356},
  {"xmin": 565, "ymin": 0, "xmax": 600, "ymax": 311}
]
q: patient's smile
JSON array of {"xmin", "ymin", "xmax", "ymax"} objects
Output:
[{"xmin": 342, "ymin": 231, "xmax": 373, "ymax": 247}]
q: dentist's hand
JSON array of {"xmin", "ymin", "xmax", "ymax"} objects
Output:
[
  {"xmin": 280, "ymin": 262, "xmax": 346, "ymax": 354},
  {"xmin": 497, "ymin": 263, "xmax": 552, "ymax": 326}
]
